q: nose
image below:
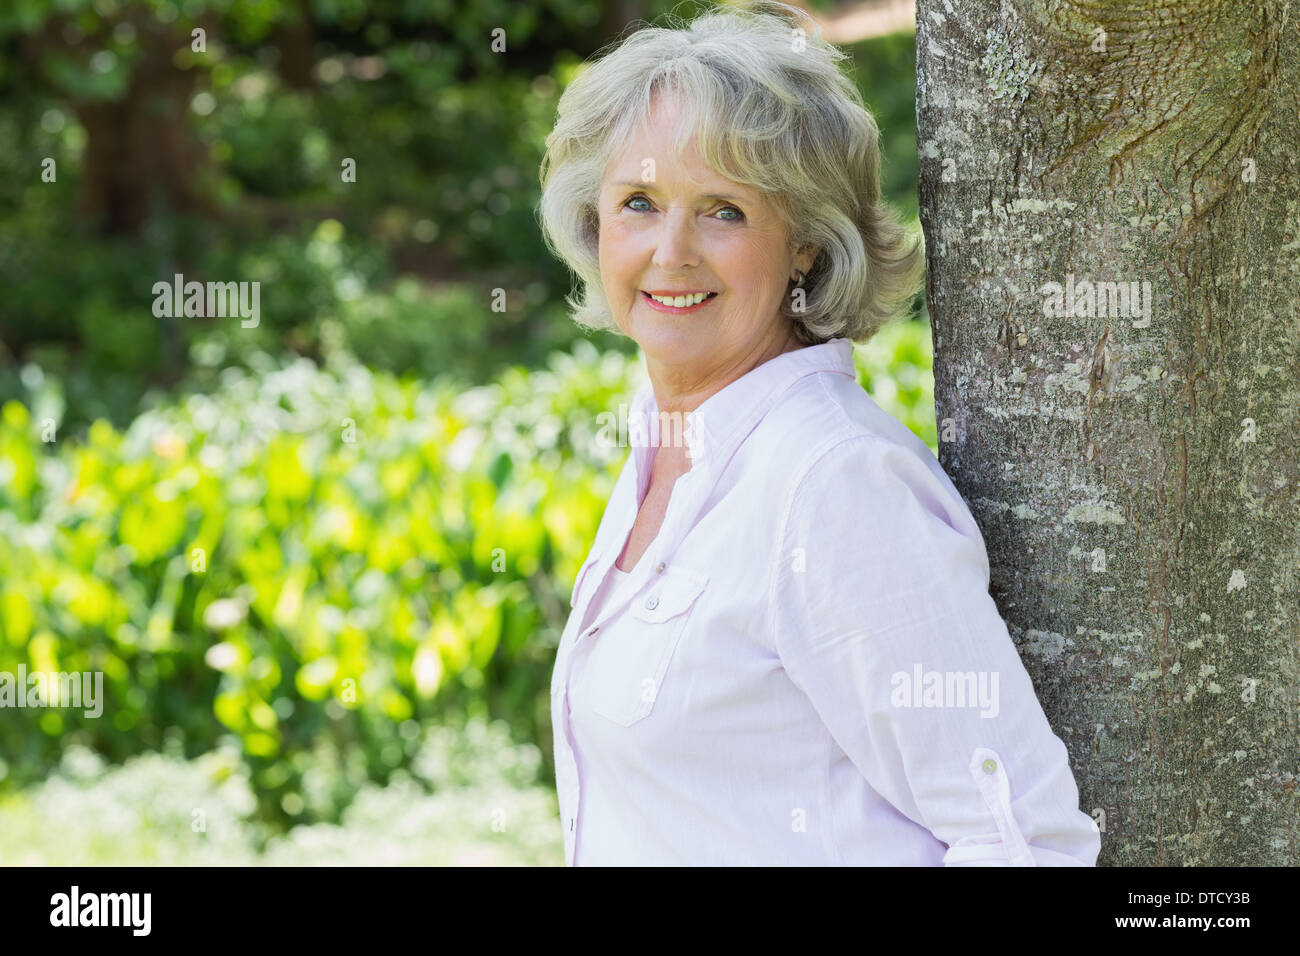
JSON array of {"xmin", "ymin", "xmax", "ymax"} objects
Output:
[{"xmin": 651, "ymin": 208, "xmax": 701, "ymax": 273}]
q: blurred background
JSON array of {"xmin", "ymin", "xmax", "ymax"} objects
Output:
[{"xmin": 0, "ymin": 0, "xmax": 931, "ymax": 864}]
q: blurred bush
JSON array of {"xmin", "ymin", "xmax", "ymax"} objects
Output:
[
  {"xmin": 0, "ymin": 322, "xmax": 933, "ymax": 829},
  {"xmin": 0, "ymin": 338, "xmax": 635, "ymax": 828},
  {"xmin": 0, "ymin": 719, "xmax": 563, "ymax": 865},
  {"xmin": 854, "ymin": 315, "xmax": 936, "ymax": 452},
  {"xmin": 845, "ymin": 27, "xmax": 920, "ymax": 224}
]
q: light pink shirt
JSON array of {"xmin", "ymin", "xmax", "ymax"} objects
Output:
[{"xmin": 550, "ymin": 337, "xmax": 1099, "ymax": 866}]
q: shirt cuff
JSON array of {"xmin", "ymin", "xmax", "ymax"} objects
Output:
[{"xmin": 941, "ymin": 747, "xmax": 1036, "ymax": 866}]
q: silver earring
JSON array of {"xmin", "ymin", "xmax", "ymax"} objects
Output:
[{"xmin": 791, "ymin": 269, "xmax": 805, "ymax": 288}]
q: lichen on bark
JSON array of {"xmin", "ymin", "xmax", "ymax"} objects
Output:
[{"xmin": 918, "ymin": 0, "xmax": 1300, "ymax": 864}]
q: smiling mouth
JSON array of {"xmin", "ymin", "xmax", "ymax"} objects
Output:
[{"xmin": 640, "ymin": 291, "xmax": 719, "ymax": 312}]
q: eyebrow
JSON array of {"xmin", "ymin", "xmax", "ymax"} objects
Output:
[{"xmin": 607, "ymin": 179, "xmax": 752, "ymax": 204}]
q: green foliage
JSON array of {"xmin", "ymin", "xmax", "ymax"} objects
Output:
[
  {"xmin": 328, "ymin": 278, "xmax": 632, "ymax": 387},
  {"xmin": 0, "ymin": 341, "xmax": 634, "ymax": 828},
  {"xmin": 856, "ymin": 317, "xmax": 937, "ymax": 454},
  {"xmin": 0, "ymin": 0, "xmax": 651, "ymax": 418},
  {"xmin": 0, "ymin": 324, "xmax": 933, "ymax": 828},
  {"xmin": 845, "ymin": 28, "xmax": 920, "ymax": 224}
]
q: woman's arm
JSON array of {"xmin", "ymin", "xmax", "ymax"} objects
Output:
[{"xmin": 766, "ymin": 433, "xmax": 1100, "ymax": 866}]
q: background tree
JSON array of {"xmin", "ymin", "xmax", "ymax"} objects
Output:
[
  {"xmin": 0, "ymin": 0, "xmax": 652, "ymax": 416},
  {"xmin": 917, "ymin": 0, "xmax": 1299, "ymax": 864}
]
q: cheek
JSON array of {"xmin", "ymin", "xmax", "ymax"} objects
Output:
[
  {"xmin": 724, "ymin": 227, "xmax": 785, "ymax": 269},
  {"xmin": 597, "ymin": 223, "xmax": 637, "ymax": 274},
  {"xmin": 720, "ymin": 240, "xmax": 787, "ymax": 297}
]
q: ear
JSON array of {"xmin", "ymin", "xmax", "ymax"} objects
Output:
[{"xmin": 794, "ymin": 243, "xmax": 821, "ymax": 276}]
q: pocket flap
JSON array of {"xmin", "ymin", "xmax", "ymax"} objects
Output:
[{"xmin": 630, "ymin": 568, "xmax": 708, "ymax": 623}]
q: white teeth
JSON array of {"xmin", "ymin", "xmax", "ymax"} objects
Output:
[{"xmin": 647, "ymin": 291, "xmax": 712, "ymax": 307}]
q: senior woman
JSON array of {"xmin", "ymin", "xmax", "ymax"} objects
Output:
[{"xmin": 536, "ymin": 2, "xmax": 1099, "ymax": 867}]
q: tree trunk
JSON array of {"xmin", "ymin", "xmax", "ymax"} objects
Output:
[
  {"xmin": 273, "ymin": 0, "xmax": 318, "ymax": 91},
  {"xmin": 916, "ymin": 1, "xmax": 1299, "ymax": 864},
  {"xmin": 24, "ymin": 10, "xmax": 222, "ymax": 236}
]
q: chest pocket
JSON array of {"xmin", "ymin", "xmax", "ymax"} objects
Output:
[{"xmin": 586, "ymin": 567, "xmax": 708, "ymax": 727}]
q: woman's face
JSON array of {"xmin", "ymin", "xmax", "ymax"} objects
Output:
[{"xmin": 597, "ymin": 93, "xmax": 815, "ymax": 389}]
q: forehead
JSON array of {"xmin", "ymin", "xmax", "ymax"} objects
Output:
[
  {"xmin": 602, "ymin": 146, "xmax": 758, "ymax": 202},
  {"xmin": 601, "ymin": 94, "xmax": 758, "ymax": 200}
]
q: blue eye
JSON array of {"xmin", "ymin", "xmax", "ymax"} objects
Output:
[{"xmin": 621, "ymin": 194, "xmax": 745, "ymax": 221}]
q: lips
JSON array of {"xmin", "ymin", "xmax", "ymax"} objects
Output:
[{"xmin": 640, "ymin": 290, "xmax": 719, "ymax": 313}]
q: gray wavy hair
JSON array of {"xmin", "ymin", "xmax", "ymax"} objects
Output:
[{"xmin": 536, "ymin": 0, "xmax": 923, "ymax": 344}]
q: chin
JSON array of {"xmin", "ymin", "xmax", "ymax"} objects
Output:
[{"xmin": 628, "ymin": 315, "xmax": 709, "ymax": 360}]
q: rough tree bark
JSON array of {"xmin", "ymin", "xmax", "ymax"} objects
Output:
[{"xmin": 916, "ymin": 1, "xmax": 1299, "ymax": 864}]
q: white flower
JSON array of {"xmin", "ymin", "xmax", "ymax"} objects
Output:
[
  {"xmin": 204, "ymin": 642, "xmax": 240, "ymax": 672},
  {"xmin": 203, "ymin": 598, "xmax": 247, "ymax": 631}
]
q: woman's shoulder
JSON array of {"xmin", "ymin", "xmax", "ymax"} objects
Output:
[
  {"xmin": 753, "ymin": 372, "xmax": 982, "ymax": 544},
  {"xmin": 755, "ymin": 371, "xmax": 930, "ymax": 480}
]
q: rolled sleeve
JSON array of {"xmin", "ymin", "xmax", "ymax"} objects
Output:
[{"xmin": 768, "ymin": 435, "xmax": 1100, "ymax": 867}]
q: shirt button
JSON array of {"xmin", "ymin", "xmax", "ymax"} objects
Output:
[
  {"xmin": 655, "ymin": 562, "xmax": 666, "ymax": 574},
  {"xmin": 645, "ymin": 595, "xmax": 659, "ymax": 610},
  {"xmin": 982, "ymin": 759, "xmax": 998, "ymax": 774}
]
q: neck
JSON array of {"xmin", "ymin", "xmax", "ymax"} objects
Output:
[{"xmin": 648, "ymin": 326, "xmax": 804, "ymax": 417}]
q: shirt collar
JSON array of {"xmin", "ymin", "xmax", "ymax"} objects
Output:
[{"xmin": 629, "ymin": 337, "xmax": 856, "ymax": 477}]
